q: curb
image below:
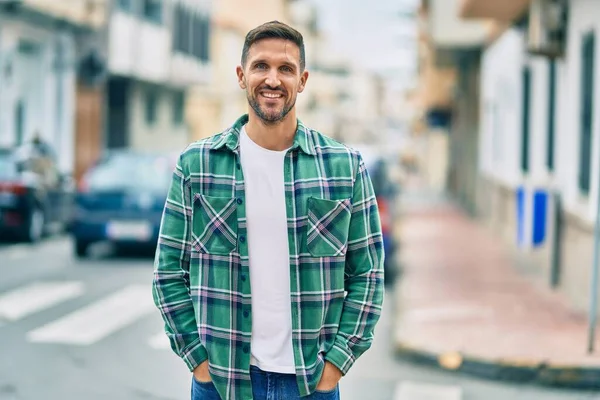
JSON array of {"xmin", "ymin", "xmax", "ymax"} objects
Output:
[{"xmin": 395, "ymin": 342, "xmax": 600, "ymax": 390}]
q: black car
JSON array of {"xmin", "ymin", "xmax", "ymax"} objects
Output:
[{"xmin": 0, "ymin": 146, "xmax": 74, "ymax": 242}]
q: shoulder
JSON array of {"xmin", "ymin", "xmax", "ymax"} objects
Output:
[
  {"xmin": 308, "ymin": 128, "xmax": 364, "ymax": 171},
  {"xmin": 176, "ymin": 131, "xmax": 228, "ymax": 174}
]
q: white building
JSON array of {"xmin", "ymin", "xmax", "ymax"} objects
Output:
[
  {"xmin": 105, "ymin": 0, "xmax": 211, "ymax": 153},
  {"xmin": 0, "ymin": 3, "xmax": 79, "ymax": 173},
  {"xmin": 465, "ymin": 0, "xmax": 600, "ymax": 312}
]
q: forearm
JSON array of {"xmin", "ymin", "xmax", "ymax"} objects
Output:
[
  {"xmin": 152, "ymin": 154, "xmax": 207, "ymax": 371},
  {"xmin": 324, "ymin": 153, "xmax": 385, "ymax": 374},
  {"xmin": 152, "ymin": 259, "xmax": 207, "ymax": 371},
  {"xmin": 325, "ymin": 261, "xmax": 384, "ymax": 374}
]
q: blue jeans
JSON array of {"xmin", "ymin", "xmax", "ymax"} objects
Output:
[{"xmin": 191, "ymin": 366, "xmax": 340, "ymax": 400}]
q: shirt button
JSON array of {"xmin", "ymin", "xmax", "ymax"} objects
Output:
[
  {"xmin": 241, "ymin": 275, "xmax": 247, "ymax": 282},
  {"xmin": 239, "ymin": 236, "xmax": 246, "ymax": 243},
  {"xmin": 243, "ymin": 345, "xmax": 249, "ymax": 354},
  {"xmin": 243, "ymin": 310, "xmax": 249, "ymax": 318},
  {"xmin": 236, "ymin": 198, "xmax": 243, "ymax": 205}
]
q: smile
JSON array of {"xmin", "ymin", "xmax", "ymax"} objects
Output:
[{"xmin": 260, "ymin": 92, "xmax": 284, "ymax": 99}]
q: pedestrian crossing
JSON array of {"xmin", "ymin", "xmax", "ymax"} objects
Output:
[
  {"xmin": 0, "ymin": 281, "xmax": 84, "ymax": 321},
  {"xmin": 0, "ymin": 279, "xmax": 168, "ymax": 349},
  {"xmin": 0, "ymin": 280, "xmax": 464, "ymax": 399},
  {"xmin": 27, "ymin": 285, "xmax": 155, "ymax": 345}
]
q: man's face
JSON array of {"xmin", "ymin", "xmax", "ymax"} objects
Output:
[{"xmin": 237, "ymin": 38, "xmax": 309, "ymax": 124}]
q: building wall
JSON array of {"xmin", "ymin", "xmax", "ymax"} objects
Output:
[
  {"xmin": 479, "ymin": 28, "xmax": 526, "ymax": 188},
  {"xmin": 477, "ymin": 0, "xmax": 600, "ymax": 313},
  {"xmin": 108, "ymin": 8, "xmax": 210, "ymax": 87},
  {"xmin": 555, "ymin": 0, "xmax": 600, "ymax": 312},
  {"xmin": 478, "ymin": 26, "xmax": 558, "ymax": 283},
  {"xmin": 188, "ymin": 0, "xmax": 290, "ymax": 141},
  {"xmin": 107, "ymin": 1, "xmax": 211, "ymax": 151},
  {"xmin": 128, "ymin": 82, "xmax": 189, "ymax": 153},
  {"xmin": 0, "ymin": 16, "xmax": 76, "ymax": 173},
  {"xmin": 428, "ymin": 0, "xmax": 488, "ymax": 49},
  {"xmin": 22, "ymin": 0, "xmax": 107, "ymax": 28}
]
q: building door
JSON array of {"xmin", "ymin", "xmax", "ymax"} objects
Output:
[{"xmin": 107, "ymin": 77, "xmax": 130, "ymax": 148}]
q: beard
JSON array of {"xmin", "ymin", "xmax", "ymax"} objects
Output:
[{"xmin": 247, "ymin": 88, "xmax": 295, "ymax": 124}]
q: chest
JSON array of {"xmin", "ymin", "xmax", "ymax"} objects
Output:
[{"xmin": 188, "ymin": 149, "xmax": 355, "ymax": 258}]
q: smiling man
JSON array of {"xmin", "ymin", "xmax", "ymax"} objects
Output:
[{"xmin": 152, "ymin": 21, "xmax": 384, "ymax": 400}]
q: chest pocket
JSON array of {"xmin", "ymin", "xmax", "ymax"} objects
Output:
[
  {"xmin": 192, "ymin": 194, "xmax": 238, "ymax": 255},
  {"xmin": 306, "ymin": 197, "xmax": 352, "ymax": 257}
]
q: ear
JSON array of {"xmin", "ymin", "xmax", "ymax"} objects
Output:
[
  {"xmin": 236, "ymin": 66, "xmax": 246, "ymax": 90},
  {"xmin": 297, "ymin": 70, "xmax": 309, "ymax": 93}
]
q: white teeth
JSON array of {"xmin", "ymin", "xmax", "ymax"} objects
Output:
[{"xmin": 262, "ymin": 93, "xmax": 282, "ymax": 98}]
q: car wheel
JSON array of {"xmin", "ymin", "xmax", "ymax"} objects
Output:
[
  {"xmin": 24, "ymin": 207, "xmax": 45, "ymax": 243},
  {"xmin": 75, "ymin": 240, "xmax": 90, "ymax": 258}
]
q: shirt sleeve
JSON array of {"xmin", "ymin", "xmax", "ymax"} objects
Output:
[
  {"xmin": 324, "ymin": 153, "xmax": 385, "ymax": 375},
  {"xmin": 152, "ymin": 152, "xmax": 208, "ymax": 372}
]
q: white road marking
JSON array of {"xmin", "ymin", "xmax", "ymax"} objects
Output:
[
  {"xmin": 0, "ymin": 237, "xmax": 70, "ymax": 261},
  {"xmin": 394, "ymin": 381, "xmax": 462, "ymax": 400},
  {"xmin": 148, "ymin": 331, "xmax": 170, "ymax": 350},
  {"xmin": 7, "ymin": 247, "xmax": 28, "ymax": 260},
  {"xmin": 0, "ymin": 282, "xmax": 84, "ymax": 321},
  {"xmin": 27, "ymin": 285, "xmax": 155, "ymax": 345}
]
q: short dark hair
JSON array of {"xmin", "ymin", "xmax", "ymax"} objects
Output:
[{"xmin": 241, "ymin": 21, "xmax": 306, "ymax": 71}]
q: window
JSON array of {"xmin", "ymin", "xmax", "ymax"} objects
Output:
[
  {"xmin": 521, "ymin": 67, "xmax": 531, "ymax": 174},
  {"xmin": 579, "ymin": 32, "xmax": 595, "ymax": 195},
  {"xmin": 117, "ymin": 0, "xmax": 134, "ymax": 12},
  {"xmin": 193, "ymin": 14, "xmax": 202, "ymax": 59},
  {"xmin": 201, "ymin": 15, "xmax": 210, "ymax": 62},
  {"xmin": 547, "ymin": 60, "xmax": 556, "ymax": 172},
  {"xmin": 143, "ymin": 0, "xmax": 162, "ymax": 24},
  {"xmin": 145, "ymin": 91, "xmax": 158, "ymax": 125},
  {"xmin": 181, "ymin": 10, "xmax": 190, "ymax": 54},
  {"xmin": 173, "ymin": 6, "xmax": 210, "ymax": 62},
  {"xmin": 173, "ymin": 91, "xmax": 185, "ymax": 125}
]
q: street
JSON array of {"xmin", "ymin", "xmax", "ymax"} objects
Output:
[{"xmin": 0, "ymin": 237, "xmax": 597, "ymax": 400}]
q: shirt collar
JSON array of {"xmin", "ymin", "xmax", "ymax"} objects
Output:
[{"xmin": 210, "ymin": 114, "xmax": 316, "ymax": 156}]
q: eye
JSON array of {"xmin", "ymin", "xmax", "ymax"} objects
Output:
[
  {"xmin": 255, "ymin": 63, "xmax": 268, "ymax": 70},
  {"xmin": 281, "ymin": 66, "xmax": 293, "ymax": 72}
]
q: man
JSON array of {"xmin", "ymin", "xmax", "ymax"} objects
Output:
[{"xmin": 152, "ymin": 21, "xmax": 384, "ymax": 400}]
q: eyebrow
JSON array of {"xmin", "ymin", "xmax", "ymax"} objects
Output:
[{"xmin": 251, "ymin": 59, "xmax": 297, "ymax": 69}]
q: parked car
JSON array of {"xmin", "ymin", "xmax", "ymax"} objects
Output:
[
  {"xmin": 70, "ymin": 150, "xmax": 175, "ymax": 258},
  {"xmin": 0, "ymin": 146, "xmax": 74, "ymax": 242}
]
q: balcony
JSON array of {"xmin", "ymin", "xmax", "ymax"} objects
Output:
[
  {"xmin": 427, "ymin": 0, "xmax": 489, "ymax": 50},
  {"xmin": 21, "ymin": 0, "xmax": 107, "ymax": 28},
  {"xmin": 459, "ymin": 0, "xmax": 531, "ymax": 22}
]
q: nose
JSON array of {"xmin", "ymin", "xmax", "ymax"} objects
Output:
[{"xmin": 265, "ymin": 69, "xmax": 281, "ymax": 88}]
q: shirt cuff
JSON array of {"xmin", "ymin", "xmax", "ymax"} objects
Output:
[
  {"xmin": 324, "ymin": 341, "xmax": 356, "ymax": 375},
  {"xmin": 181, "ymin": 338, "xmax": 209, "ymax": 372}
]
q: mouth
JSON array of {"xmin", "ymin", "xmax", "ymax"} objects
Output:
[{"xmin": 259, "ymin": 91, "xmax": 285, "ymax": 100}]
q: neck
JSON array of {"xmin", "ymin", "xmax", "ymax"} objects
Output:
[{"xmin": 245, "ymin": 109, "xmax": 297, "ymax": 151}]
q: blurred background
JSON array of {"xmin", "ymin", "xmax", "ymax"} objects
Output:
[{"xmin": 1, "ymin": 0, "xmax": 600, "ymax": 399}]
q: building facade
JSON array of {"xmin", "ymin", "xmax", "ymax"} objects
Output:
[
  {"xmin": 188, "ymin": 0, "xmax": 289, "ymax": 141},
  {"xmin": 106, "ymin": 0, "xmax": 211, "ymax": 153},
  {"xmin": 0, "ymin": 2, "xmax": 87, "ymax": 174},
  {"xmin": 410, "ymin": 0, "xmax": 489, "ymax": 199},
  {"xmin": 470, "ymin": 0, "xmax": 600, "ymax": 312}
]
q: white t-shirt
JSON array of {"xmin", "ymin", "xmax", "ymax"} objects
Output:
[{"xmin": 239, "ymin": 126, "xmax": 295, "ymax": 374}]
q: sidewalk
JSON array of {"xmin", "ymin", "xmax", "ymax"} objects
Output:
[{"xmin": 392, "ymin": 189, "xmax": 600, "ymax": 389}]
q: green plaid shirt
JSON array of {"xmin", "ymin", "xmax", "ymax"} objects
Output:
[{"xmin": 152, "ymin": 115, "xmax": 384, "ymax": 400}]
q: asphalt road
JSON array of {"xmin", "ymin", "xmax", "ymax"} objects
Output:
[{"xmin": 0, "ymin": 236, "xmax": 597, "ymax": 400}]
